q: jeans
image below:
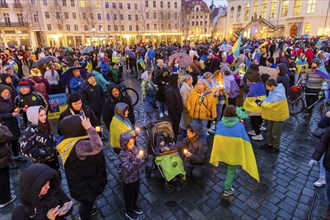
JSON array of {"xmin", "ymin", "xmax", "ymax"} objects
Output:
[
  {"xmin": 320, "ymin": 154, "xmax": 325, "ymax": 178},
  {"xmin": 224, "ymin": 164, "xmax": 236, "ymax": 191},
  {"xmin": 0, "ymin": 166, "xmax": 11, "ymax": 204},
  {"xmin": 325, "ymin": 169, "xmax": 330, "ymax": 206},
  {"xmin": 147, "ymin": 58, "xmax": 155, "ymax": 69},
  {"xmin": 216, "ymin": 103, "xmax": 223, "ymax": 124},
  {"xmin": 191, "ymin": 118, "xmax": 209, "ymax": 145}
]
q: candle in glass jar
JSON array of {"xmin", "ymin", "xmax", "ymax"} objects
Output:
[
  {"xmin": 135, "ymin": 127, "xmax": 140, "ymax": 134},
  {"xmin": 183, "ymin": 149, "xmax": 188, "ymax": 154}
]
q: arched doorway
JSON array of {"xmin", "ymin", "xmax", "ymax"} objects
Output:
[{"xmin": 290, "ymin": 24, "xmax": 298, "ymax": 37}]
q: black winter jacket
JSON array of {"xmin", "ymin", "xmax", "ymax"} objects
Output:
[
  {"xmin": 165, "ymin": 74, "xmax": 183, "ymax": 123},
  {"xmin": 0, "ymin": 125, "xmax": 12, "ymax": 169},
  {"xmin": 0, "ymin": 97, "xmax": 21, "ymax": 140},
  {"xmin": 312, "ymin": 126, "xmax": 330, "ymax": 171},
  {"xmin": 80, "ymin": 82, "xmax": 105, "ymax": 114}
]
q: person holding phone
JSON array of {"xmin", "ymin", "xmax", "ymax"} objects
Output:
[{"xmin": 12, "ymin": 163, "xmax": 73, "ymax": 220}]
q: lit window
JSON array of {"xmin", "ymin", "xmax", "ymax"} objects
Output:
[
  {"xmin": 270, "ymin": 0, "xmax": 277, "ymax": 18},
  {"xmin": 253, "ymin": 2, "xmax": 258, "ymax": 19},
  {"xmin": 304, "ymin": 22, "xmax": 311, "ymax": 34},
  {"xmin": 293, "ymin": 0, "xmax": 301, "ymax": 15},
  {"xmin": 307, "ymin": 0, "xmax": 316, "ymax": 14},
  {"xmin": 282, "ymin": 0, "xmax": 289, "ymax": 17},
  {"xmin": 261, "ymin": 0, "xmax": 267, "ymax": 18},
  {"xmin": 80, "ymin": 0, "xmax": 85, "ymax": 8},
  {"xmin": 244, "ymin": 4, "xmax": 249, "ymax": 21},
  {"xmin": 237, "ymin": 5, "xmax": 241, "ymax": 22}
]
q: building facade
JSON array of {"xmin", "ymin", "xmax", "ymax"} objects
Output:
[
  {"xmin": 0, "ymin": 0, "xmax": 182, "ymax": 48},
  {"xmin": 225, "ymin": 0, "xmax": 330, "ymax": 39}
]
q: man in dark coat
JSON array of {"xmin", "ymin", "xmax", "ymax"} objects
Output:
[
  {"xmin": 58, "ymin": 92, "xmax": 100, "ymax": 135},
  {"xmin": 102, "ymin": 83, "xmax": 135, "ymax": 130},
  {"xmin": 80, "ymin": 73, "xmax": 105, "ymax": 121},
  {"xmin": 276, "ymin": 63, "xmax": 290, "ymax": 94},
  {"xmin": 154, "ymin": 69, "xmax": 169, "ymax": 118},
  {"xmin": 165, "ymin": 73, "xmax": 183, "ymax": 139},
  {"xmin": 186, "ymin": 65, "xmax": 199, "ymax": 86}
]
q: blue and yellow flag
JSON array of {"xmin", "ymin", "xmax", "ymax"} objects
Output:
[
  {"xmin": 315, "ymin": 67, "xmax": 330, "ymax": 80},
  {"xmin": 243, "ymin": 82, "xmax": 266, "ymax": 113},
  {"xmin": 315, "ymin": 40, "xmax": 322, "ymax": 49},
  {"xmin": 295, "ymin": 59, "xmax": 308, "ymax": 74},
  {"xmin": 232, "ymin": 34, "xmax": 242, "ymax": 58},
  {"xmin": 210, "ymin": 119, "xmax": 260, "ymax": 182}
]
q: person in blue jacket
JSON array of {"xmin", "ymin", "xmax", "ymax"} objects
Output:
[
  {"xmin": 98, "ymin": 57, "xmax": 109, "ymax": 80},
  {"xmin": 69, "ymin": 68, "xmax": 85, "ymax": 93},
  {"xmin": 147, "ymin": 47, "xmax": 155, "ymax": 69}
]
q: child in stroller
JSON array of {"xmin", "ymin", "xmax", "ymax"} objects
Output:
[{"xmin": 154, "ymin": 132, "xmax": 174, "ymax": 155}]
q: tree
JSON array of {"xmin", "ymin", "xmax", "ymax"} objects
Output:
[
  {"xmin": 78, "ymin": 0, "xmax": 97, "ymax": 44},
  {"xmin": 48, "ymin": 0, "xmax": 67, "ymax": 32},
  {"xmin": 19, "ymin": 1, "xmax": 35, "ymax": 28},
  {"xmin": 180, "ymin": 7, "xmax": 190, "ymax": 42}
]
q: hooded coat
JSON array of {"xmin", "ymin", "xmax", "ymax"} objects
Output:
[
  {"xmin": 154, "ymin": 70, "xmax": 169, "ymax": 102},
  {"xmin": 0, "ymin": 73, "xmax": 18, "ymax": 98},
  {"xmin": 110, "ymin": 103, "xmax": 136, "ymax": 150},
  {"xmin": 91, "ymin": 70, "xmax": 110, "ymax": 92},
  {"xmin": 102, "ymin": 83, "xmax": 135, "ymax": 129},
  {"xmin": 99, "ymin": 57, "xmax": 109, "ymax": 77},
  {"xmin": 80, "ymin": 80, "xmax": 105, "ymax": 115},
  {"xmin": 276, "ymin": 63, "xmax": 290, "ymax": 93},
  {"xmin": 0, "ymin": 124, "xmax": 12, "ymax": 169},
  {"xmin": 119, "ymin": 132, "xmax": 145, "ymax": 184},
  {"xmin": 12, "ymin": 164, "xmax": 71, "ymax": 219},
  {"xmin": 20, "ymin": 106, "xmax": 58, "ymax": 169},
  {"xmin": 179, "ymin": 82, "xmax": 194, "ymax": 130}
]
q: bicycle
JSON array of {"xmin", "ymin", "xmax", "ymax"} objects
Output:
[
  {"xmin": 105, "ymin": 82, "xmax": 139, "ymax": 107},
  {"xmin": 288, "ymin": 85, "xmax": 330, "ymax": 116}
]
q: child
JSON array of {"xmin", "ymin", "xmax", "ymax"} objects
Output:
[
  {"xmin": 210, "ymin": 105, "xmax": 259, "ymax": 197},
  {"xmin": 119, "ymin": 132, "xmax": 145, "ymax": 220},
  {"xmin": 154, "ymin": 133, "xmax": 174, "ymax": 154},
  {"xmin": 141, "ymin": 71, "xmax": 158, "ymax": 127}
]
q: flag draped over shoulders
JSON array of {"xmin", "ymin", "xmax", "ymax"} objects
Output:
[
  {"xmin": 210, "ymin": 121, "xmax": 260, "ymax": 182},
  {"xmin": 243, "ymin": 82, "xmax": 266, "ymax": 113}
]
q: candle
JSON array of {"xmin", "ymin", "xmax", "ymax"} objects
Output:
[
  {"xmin": 138, "ymin": 150, "xmax": 144, "ymax": 157},
  {"xmin": 183, "ymin": 149, "xmax": 188, "ymax": 154},
  {"xmin": 135, "ymin": 127, "xmax": 140, "ymax": 134},
  {"xmin": 14, "ymin": 107, "xmax": 19, "ymax": 112},
  {"xmin": 95, "ymin": 126, "xmax": 101, "ymax": 132},
  {"xmin": 24, "ymin": 105, "xmax": 28, "ymax": 108}
]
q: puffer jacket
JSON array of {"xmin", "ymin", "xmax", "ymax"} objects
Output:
[
  {"xmin": 277, "ymin": 63, "xmax": 290, "ymax": 94},
  {"xmin": 0, "ymin": 125, "xmax": 13, "ymax": 169},
  {"xmin": 187, "ymin": 86, "xmax": 217, "ymax": 120},
  {"xmin": 119, "ymin": 132, "xmax": 145, "ymax": 184},
  {"xmin": 0, "ymin": 96, "xmax": 21, "ymax": 140}
]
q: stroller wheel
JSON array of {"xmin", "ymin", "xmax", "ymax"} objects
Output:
[
  {"xmin": 145, "ymin": 165, "xmax": 152, "ymax": 178},
  {"xmin": 164, "ymin": 182, "xmax": 175, "ymax": 193}
]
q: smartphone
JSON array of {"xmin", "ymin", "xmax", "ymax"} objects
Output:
[{"xmin": 57, "ymin": 202, "xmax": 73, "ymax": 213}]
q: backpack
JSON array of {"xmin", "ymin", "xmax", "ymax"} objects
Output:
[
  {"xmin": 229, "ymin": 80, "xmax": 240, "ymax": 99},
  {"xmin": 30, "ymin": 79, "xmax": 47, "ymax": 98}
]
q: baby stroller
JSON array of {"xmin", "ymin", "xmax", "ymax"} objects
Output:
[{"xmin": 145, "ymin": 120, "xmax": 186, "ymax": 192}]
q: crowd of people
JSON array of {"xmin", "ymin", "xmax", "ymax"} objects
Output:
[{"xmin": 0, "ymin": 35, "xmax": 330, "ymax": 219}]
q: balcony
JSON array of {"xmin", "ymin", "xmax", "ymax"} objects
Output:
[
  {"xmin": 0, "ymin": 22, "xmax": 29, "ymax": 27},
  {"xmin": 13, "ymin": 2, "xmax": 22, "ymax": 8},
  {"xmin": 0, "ymin": 2, "xmax": 9, "ymax": 8}
]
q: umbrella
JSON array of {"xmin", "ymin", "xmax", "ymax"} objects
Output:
[
  {"xmin": 252, "ymin": 43, "xmax": 260, "ymax": 47},
  {"xmin": 32, "ymin": 56, "xmax": 56, "ymax": 67},
  {"xmin": 241, "ymin": 46, "xmax": 255, "ymax": 53},
  {"xmin": 82, "ymin": 46, "xmax": 93, "ymax": 54},
  {"xmin": 135, "ymin": 46, "xmax": 146, "ymax": 53},
  {"xmin": 8, "ymin": 43, "xmax": 16, "ymax": 48},
  {"xmin": 125, "ymin": 49, "xmax": 135, "ymax": 59},
  {"xmin": 167, "ymin": 46, "xmax": 179, "ymax": 53},
  {"xmin": 218, "ymin": 44, "xmax": 232, "ymax": 52},
  {"xmin": 59, "ymin": 66, "xmax": 87, "ymax": 85},
  {"xmin": 169, "ymin": 52, "xmax": 193, "ymax": 68}
]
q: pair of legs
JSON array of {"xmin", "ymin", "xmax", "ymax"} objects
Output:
[
  {"xmin": 123, "ymin": 180, "xmax": 140, "ymax": 212},
  {"xmin": 250, "ymin": 116, "xmax": 263, "ymax": 135},
  {"xmin": 185, "ymin": 166, "xmax": 205, "ymax": 179},
  {"xmin": 79, "ymin": 200, "xmax": 96, "ymax": 220},
  {"xmin": 0, "ymin": 166, "xmax": 13, "ymax": 205},
  {"xmin": 267, "ymin": 121, "xmax": 284, "ymax": 150}
]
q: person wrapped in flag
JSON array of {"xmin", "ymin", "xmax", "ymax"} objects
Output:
[
  {"xmin": 295, "ymin": 53, "xmax": 309, "ymax": 81},
  {"xmin": 209, "ymin": 105, "xmax": 259, "ymax": 197},
  {"xmin": 255, "ymin": 79, "xmax": 289, "ymax": 153},
  {"xmin": 243, "ymin": 73, "xmax": 266, "ymax": 141}
]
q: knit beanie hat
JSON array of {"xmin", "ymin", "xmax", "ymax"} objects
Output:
[{"xmin": 17, "ymin": 80, "xmax": 31, "ymax": 89}]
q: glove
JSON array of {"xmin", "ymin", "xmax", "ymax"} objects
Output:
[
  {"xmin": 255, "ymin": 99, "xmax": 262, "ymax": 106},
  {"xmin": 308, "ymin": 159, "xmax": 317, "ymax": 167}
]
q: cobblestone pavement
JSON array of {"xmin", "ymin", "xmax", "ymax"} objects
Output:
[{"xmin": 1, "ymin": 71, "xmax": 328, "ymax": 220}]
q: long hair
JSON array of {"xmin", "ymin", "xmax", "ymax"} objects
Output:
[{"xmin": 38, "ymin": 108, "xmax": 52, "ymax": 134}]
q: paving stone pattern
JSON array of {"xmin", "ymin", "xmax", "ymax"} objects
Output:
[{"xmin": 0, "ymin": 74, "xmax": 328, "ymax": 220}]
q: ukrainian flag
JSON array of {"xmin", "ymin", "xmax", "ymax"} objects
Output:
[
  {"xmin": 210, "ymin": 119, "xmax": 260, "ymax": 182},
  {"xmin": 295, "ymin": 59, "xmax": 308, "ymax": 75},
  {"xmin": 232, "ymin": 34, "xmax": 242, "ymax": 58},
  {"xmin": 315, "ymin": 40, "xmax": 322, "ymax": 49},
  {"xmin": 243, "ymin": 82, "xmax": 266, "ymax": 113},
  {"xmin": 315, "ymin": 67, "xmax": 330, "ymax": 80}
]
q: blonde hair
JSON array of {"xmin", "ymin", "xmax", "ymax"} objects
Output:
[
  {"xmin": 181, "ymin": 74, "xmax": 192, "ymax": 83},
  {"xmin": 197, "ymin": 79, "xmax": 209, "ymax": 88},
  {"xmin": 203, "ymin": 72, "xmax": 213, "ymax": 79},
  {"xmin": 30, "ymin": 68, "xmax": 42, "ymax": 77}
]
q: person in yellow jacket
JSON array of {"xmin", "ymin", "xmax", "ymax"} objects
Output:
[
  {"xmin": 187, "ymin": 79, "xmax": 217, "ymax": 144},
  {"xmin": 255, "ymin": 79, "xmax": 289, "ymax": 153},
  {"xmin": 110, "ymin": 102, "xmax": 139, "ymax": 155}
]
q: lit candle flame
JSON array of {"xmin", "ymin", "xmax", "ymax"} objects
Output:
[
  {"xmin": 183, "ymin": 149, "xmax": 188, "ymax": 154},
  {"xmin": 95, "ymin": 126, "xmax": 101, "ymax": 132},
  {"xmin": 138, "ymin": 150, "xmax": 144, "ymax": 157}
]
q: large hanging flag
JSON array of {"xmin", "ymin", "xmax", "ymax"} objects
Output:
[
  {"xmin": 210, "ymin": 118, "xmax": 260, "ymax": 182},
  {"xmin": 232, "ymin": 34, "xmax": 242, "ymax": 58}
]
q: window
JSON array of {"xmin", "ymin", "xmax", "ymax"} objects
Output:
[
  {"xmin": 45, "ymin": 12, "xmax": 50, "ymax": 18},
  {"xmin": 108, "ymin": 25, "xmax": 111, "ymax": 31},
  {"xmin": 112, "ymin": 2, "xmax": 116, "ymax": 8},
  {"xmin": 120, "ymin": 25, "xmax": 124, "ymax": 31},
  {"xmin": 281, "ymin": 0, "xmax": 289, "ymax": 17},
  {"xmin": 120, "ymin": 14, "xmax": 123, "ymax": 20},
  {"xmin": 174, "ymin": 13, "xmax": 177, "ymax": 19},
  {"xmin": 54, "ymin": 0, "xmax": 59, "ymax": 6},
  {"xmin": 196, "ymin": 15, "xmax": 199, "ymax": 19},
  {"xmin": 154, "ymin": 24, "xmax": 157, "ymax": 30},
  {"xmin": 253, "ymin": 2, "xmax": 258, "ymax": 18},
  {"xmin": 74, "ymin": 24, "xmax": 78, "ymax": 31},
  {"xmin": 134, "ymin": 4, "xmax": 137, "ymax": 9},
  {"xmin": 66, "ymin": 24, "xmax": 70, "ymax": 31},
  {"xmin": 200, "ymin": 21, "xmax": 202, "ymax": 25},
  {"xmin": 168, "ymin": 24, "xmax": 171, "ymax": 30},
  {"xmin": 99, "ymin": 25, "xmax": 102, "ymax": 31},
  {"xmin": 72, "ymin": 12, "xmax": 76, "ymax": 19},
  {"xmin": 47, "ymin": 24, "xmax": 52, "ymax": 30},
  {"xmin": 160, "ymin": 2, "xmax": 163, "ymax": 8},
  {"xmin": 145, "ymin": 0, "xmax": 148, "ymax": 7},
  {"xmin": 84, "ymin": 25, "xmax": 88, "ymax": 31},
  {"xmin": 31, "ymin": 0, "xmax": 35, "ymax": 4},
  {"xmin": 230, "ymin": 7, "xmax": 234, "ymax": 23},
  {"xmin": 146, "ymin": 12, "xmax": 149, "ymax": 19},
  {"xmin": 307, "ymin": 0, "xmax": 316, "ymax": 14},
  {"xmin": 62, "ymin": 0, "xmax": 66, "ymax": 6},
  {"xmin": 90, "ymin": 13, "xmax": 94, "ymax": 20},
  {"xmin": 43, "ymin": 0, "xmax": 47, "ymax": 6},
  {"xmin": 135, "ymin": 15, "xmax": 138, "ymax": 20},
  {"xmin": 153, "ymin": 13, "xmax": 156, "ymax": 19},
  {"xmin": 168, "ymin": 2, "xmax": 170, "ymax": 8},
  {"xmin": 64, "ymin": 12, "xmax": 69, "ymax": 19},
  {"xmin": 153, "ymin": 1, "xmax": 156, "ymax": 8},
  {"xmin": 105, "ymin": 2, "xmax": 109, "ymax": 8},
  {"xmin": 114, "ymin": 25, "xmax": 118, "ymax": 31},
  {"xmin": 82, "ymin": 13, "xmax": 86, "ymax": 19},
  {"xmin": 174, "ymin": 2, "xmax": 177, "ymax": 8},
  {"xmin": 119, "ymin": 3, "xmax": 122, "ymax": 9},
  {"xmin": 160, "ymin": 12, "xmax": 163, "ymax": 19},
  {"xmin": 80, "ymin": 0, "xmax": 85, "ymax": 8},
  {"xmin": 192, "ymin": 21, "xmax": 194, "ymax": 26},
  {"xmin": 70, "ymin": 0, "xmax": 74, "ymax": 6},
  {"xmin": 33, "ymin": 13, "xmax": 38, "ymax": 22},
  {"xmin": 261, "ymin": 0, "xmax": 267, "ymax": 18},
  {"xmin": 136, "ymin": 25, "xmax": 139, "ymax": 31},
  {"xmin": 113, "ymin": 14, "xmax": 117, "ymax": 20},
  {"xmin": 127, "ymin": 3, "xmax": 130, "ymax": 9},
  {"xmin": 128, "ymin": 15, "xmax": 131, "ymax": 20},
  {"xmin": 146, "ymin": 23, "xmax": 150, "ymax": 30},
  {"xmin": 270, "ymin": 0, "xmax": 277, "ymax": 18},
  {"xmin": 237, "ymin": 5, "xmax": 241, "ymax": 22},
  {"xmin": 106, "ymin": 14, "xmax": 110, "ymax": 20},
  {"xmin": 204, "ymin": 21, "xmax": 207, "ymax": 25},
  {"xmin": 97, "ymin": 13, "xmax": 101, "ymax": 20},
  {"xmin": 244, "ymin": 4, "xmax": 249, "ymax": 21},
  {"xmin": 129, "ymin": 25, "xmax": 132, "ymax": 31},
  {"xmin": 96, "ymin": 2, "xmax": 100, "ymax": 8},
  {"xmin": 55, "ymin": 12, "xmax": 60, "ymax": 19},
  {"xmin": 17, "ymin": 14, "xmax": 23, "ymax": 23},
  {"xmin": 304, "ymin": 22, "xmax": 311, "ymax": 34},
  {"xmin": 293, "ymin": 0, "xmax": 302, "ymax": 15}
]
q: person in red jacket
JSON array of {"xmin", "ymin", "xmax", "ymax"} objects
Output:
[{"xmin": 305, "ymin": 45, "xmax": 314, "ymax": 65}]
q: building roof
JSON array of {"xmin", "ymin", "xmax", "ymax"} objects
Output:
[{"xmin": 182, "ymin": 0, "xmax": 211, "ymax": 13}]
